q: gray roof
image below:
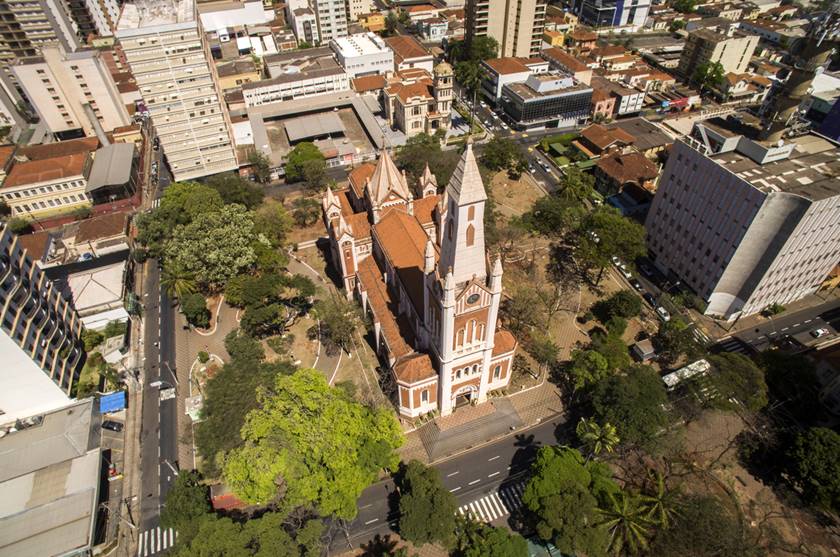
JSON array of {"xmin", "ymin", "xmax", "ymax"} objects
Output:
[
  {"xmin": 608, "ymin": 118, "xmax": 674, "ymax": 152},
  {"xmin": 285, "ymin": 111, "xmax": 345, "ymax": 142},
  {"xmin": 87, "ymin": 143, "xmax": 135, "ymax": 192}
]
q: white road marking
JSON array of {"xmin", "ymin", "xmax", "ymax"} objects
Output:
[
  {"xmin": 450, "ymin": 486, "xmax": 462, "ymax": 492},
  {"xmin": 793, "ymin": 323, "xmax": 801, "ymax": 327},
  {"xmin": 782, "ymin": 327, "xmax": 789, "ymax": 331},
  {"xmin": 488, "ymin": 455, "xmax": 500, "ymax": 461},
  {"xmin": 805, "ymin": 319, "xmax": 812, "ymax": 324},
  {"xmin": 468, "ymin": 479, "xmax": 481, "ymax": 486},
  {"xmin": 459, "ymin": 482, "xmax": 525, "ymax": 524},
  {"xmin": 364, "ymin": 518, "xmax": 378, "ymax": 525},
  {"xmin": 446, "ymin": 471, "xmax": 459, "ymax": 477},
  {"xmin": 488, "ymin": 471, "xmax": 500, "ymax": 478}
]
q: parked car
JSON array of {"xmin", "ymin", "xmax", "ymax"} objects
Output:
[
  {"xmin": 619, "ymin": 264, "xmax": 632, "ymax": 279},
  {"xmin": 611, "ymin": 256, "xmax": 621, "ymax": 266},
  {"xmin": 811, "ymin": 328, "xmax": 830, "ymax": 338},
  {"xmin": 102, "ymin": 420, "xmax": 124, "ymax": 432},
  {"xmin": 630, "ymin": 278, "xmax": 643, "ymax": 291},
  {"xmin": 643, "ymin": 293, "xmax": 656, "ymax": 306},
  {"xmin": 639, "ymin": 263, "xmax": 654, "ymax": 277},
  {"xmin": 655, "ymin": 306, "xmax": 671, "ymax": 322}
]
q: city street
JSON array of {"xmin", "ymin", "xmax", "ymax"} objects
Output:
[{"xmin": 726, "ymin": 298, "xmax": 840, "ymax": 352}]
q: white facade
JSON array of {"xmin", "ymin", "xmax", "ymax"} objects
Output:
[
  {"xmin": 12, "ymin": 47, "xmax": 131, "ymax": 136},
  {"xmin": 116, "ymin": 0, "xmax": 238, "ymax": 181},
  {"xmin": 198, "ymin": 0, "xmax": 272, "ymax": 33},
  {"xmin": 86, "ymin": 0, "xmax": 122, "ymax": 36},
  {"xmin": 314, "ymin": 0, "xmax": 348, "ymax": 41},
  {"xmin": 330, "ymin": 33, "xmax": 393, "ymax": 77},
  {"xmin": 241, "ymin": 68, "xmax": 350, "ymax": 106},
  {"xmin": 346, "ymin": 0, "xmax": 372, "ymax": 20},
  {"xmin": 290, "ymin": 8, "xmax": 320, "ymax": 45}
]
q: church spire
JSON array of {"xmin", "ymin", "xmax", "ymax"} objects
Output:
[{"xmin": 446, "ymin": 141, "xmax": 486, "ymax": 206}]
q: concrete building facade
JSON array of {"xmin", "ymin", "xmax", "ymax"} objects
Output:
[
  {"xmin": 330, "ymin": 32, "xmax": 393, "ymax": 78},
  {"xmin": 0, "ymin": 223, "xmax": 86, "ymax": 423},
  {"xmin": 116, "ymin": 0, "xmax": 238, "ymax": 181},
  {"xmin": 384, "ymin": 64, "xmax": 453, "ymax": 138},
  {"xmin": 576, "ymin": 0, "xmax": 650, "ymax": 31},
  {"xmin": 465, "ymin": 0, "xmax": 547, "ymax": 57},
  {"xmin": 646, "ymin": 130, "xmax": 840, "ymax": 320},
  {"xmin": 677, "ymin": 26, "xmax": 759, "ymax": 78},
  {"xmin": 12, "ymin": 46, "xmax": 131, "ymax": 137}
]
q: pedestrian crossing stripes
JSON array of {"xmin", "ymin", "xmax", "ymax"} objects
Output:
[
  {"xmin": 458, "ymin": 482, "xmax": 525, "ymax": 524},
  {"xmin": 716, "ymin": 337, "xmax": 750, "ymax": 355},
  {"xmin": 137, "ymin": 526, "xmax": 176, "ymax": 556},
  {"xmin": 151, "ymin": 198, "xmax": 160, "ymax": 208},
  {"xmin": 692, "ymin": 327, "xmax": 711, "ymax": 346}
]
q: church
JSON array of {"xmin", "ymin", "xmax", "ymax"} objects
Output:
[{"xmin": 321, "ymin": 142, "xmax": 517, "ymax": 419}]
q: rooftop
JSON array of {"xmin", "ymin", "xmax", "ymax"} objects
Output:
[
  {"xmin": 4, "ymin": 153, "xmax": 89, "ymax": 188},
  {"xmin": 505, "ymin": 75, "xmax": 591, "ymax": 100},
  {"xmin": 384, "ymin": 35, "xmax": 431, "ymax": 64},
  {"xmin": 331, "ymin": 32, "xmax": 390, "ymax": 57},
  {"xmin": 542, "ymin": 47, "xmax": 589, "ymax": 73},
  {"xmin": 483, "ymin": 57, "xmax": 530, "ymax": 75},
  {"xmin": 608, "ymin": 118, "xmax": 674, "ymax": 152},
  {"xmin": 73, "ymin": 212, "xmax": 130, "ymax": 243},
  {"xmin": 117, "ymin": 0, "xmax": 196, "ymax": 30}
]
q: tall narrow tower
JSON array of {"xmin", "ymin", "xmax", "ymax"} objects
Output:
[
  {"xmin": 438, "ymin": 141, "xmax": 487, "ymax": 285},
  {"xmin": 433, "ymin": 62, "xmax": 453, "ymax": 115}
]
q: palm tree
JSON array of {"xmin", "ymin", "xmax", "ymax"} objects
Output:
[
  {"xmin": 599, "ymin": 492, "xmax": 651, "ymax": 556},
  {"xmin": 576, "ymin": 418, "xmax": 620, "ymax": 461},
  {"xmin": 638, "ymin": 469, "xmax": 681, "ymax": 529},
  {"xmin": 161, "ymin": 264, "xmax": 197, "ymax": 300}
]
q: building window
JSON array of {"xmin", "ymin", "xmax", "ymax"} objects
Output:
[
  {"xmin": 466, "ymin": 224, "xmax": 475, "ymax": 247},
  {"xmin": 493, "ymin": 365, "xmax": 501, "ymax": 380},
  {"xmin": 421, "ymin": 389, "xmax": 428, "ymax": 403}
]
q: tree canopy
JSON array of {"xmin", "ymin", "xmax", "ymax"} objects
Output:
[
  {"xmin": 312, "ymin": 295, "xmax": 363, "ymax": 354},
  {"xmin": 398, "ymin": 460, "xmax": 458, "ymax": 546},
  {"xmin": 576, "ymin": 206, "xmax": 646, "ymax": 284},
  {"xmin": 453, "ymin": 517, "xmax": 528, "ymax": 557},
  {"xmin": 707, "ymin": 353, "xmax": 768, "ymax": 412},
  {"xmin": 787, "ymin": 427, "xmax": 840, "ymax": 513},
  {"xmin": 206, "ymin": 173, "xmax": 265, "ymax": 209},
  {"xmin": 224, "ymin": 369, "xmax": 403, "ymax": 518},
  {"xmin": 592, "ymin": 290, "xmax": 642, "ymax": 323},
  {"xmin": 395, "ymin": 133, "xmax": 460, "ymax": 187},
  {"xmin": 160, "ymin": 471, "xmax": 210, "ymax": 544},
  {"xmin": 181, "ymin": 293, "xmax": 210, "ymax": 328},
  {"xmin": 480, "ymin": 137, "xmax": 528, "ymax": 178},
  {"xmin": 653, "ymin": 320, "xmax": 703, "ymax": 368},
  {"xmin": 285, "ymin": 142, "xmax": 325, "ymax": 184},
  {"xmin": 650, "ymin": 495, "xmax": 755, "ymax": 556}
]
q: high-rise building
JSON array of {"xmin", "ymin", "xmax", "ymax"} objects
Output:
[
  {"xmin": 465, "ymin": 0, "xmax": 547, "ymax": 58},
  {"xmin": 12, "ymin": 46, "xmax": 131, "ymax": 138},
  {"xmin": 645, "ymin": 120, "xmax": 840, "ymax": 320},
  {"xmin": 677, "ymin": 26, "xmax": 759, "ymax": 79},
  {"xmin": 288, "ymin": 0, "xmax": 347, "ymax": 43},
  {"xmin": 116, "ymin": 0, "xmax": 238, "ymax": 181},
  {"xmin": 346, "ymin": 0, "xmax": 372, "ymax": 22},
  {"xmin": 0, "ymin": 223, "xmax": 86, "ymax": 423},
  {"xmin": 575, "ymin": 0, "xmax": 650, "ymax": 31},
  {"xmin": 0, "ymin": 0, "xmax": 81, "ymax": 66}
]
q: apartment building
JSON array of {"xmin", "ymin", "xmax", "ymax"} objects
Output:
[
  {"xmin": 645, "ymin": 124, "xmax": 840, "ymax": 320},
  {"xmin": 0, "ymin": 0, "xmax": 80, "ymax": 66},
  {"xmin": 116, "ymin": 0, "xmax": 238, "ymax": 182},
  {"xmin": 330, "ymin": 32, "xmax": 393, "ymax": 78},
  {"xmin": 346, "ymin": 0, "xmax": 372, "ymax": 21},
  {"xmin": 0, "ymin": 223, "xmax": 86, "ymax": 422},
  {"xmin": 576, "ymin": 0, "xmax": 651, "ymax": 31},
  {"xmin": 290, "ymin": 7, "xmax": 320, "ymax": 45},
  {"xmin": 677, "ymin": 26, "xmax": 759, "ymax": 78},
  {"xmin": 12, "ymin": 46, "xmax": 130, "ymax": 137},
  {"xmin": 465, "ymin": 0, "xmax": 547, "ymax": 57}
]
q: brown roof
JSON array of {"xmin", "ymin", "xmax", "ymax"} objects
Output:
[
  {"xmin": 349, "ymin": 162, "xmax": 376, "ymax": 198},
  {"xmin": 0, "ymin": 145, "xmax": 16, "ymax": 171},
  {"xmin": 16, "ymin": 230, "xmax": 52, "ymax": 260},
  {"xmin": 596, "ymin": 151, "xmax": 659, "ymax": 186},
  {"xmin": 357, "ymin": 256, "xmax": 414, "ymax": 359},
  {"xmin": 394, "ymin": 353, "xmax": 436, "ymax": 384},
  {"xmin": 580, "ymin": 124, "xmax": 634, "ymax": 151},
  {"xmin": 592, "ymin": 45, "xmax": 626, "ymax": 59},
  {"xmin": 591, "ymin": 88, "xmax": 613, "ymax": 103},
  {"xmin": 413, "ymin": 195, "xmax": 439, "ymax": 225},
  {"xmin": 394, "ymin": 80, "xmax": 434, "ymax": 103},
  {"xmin": 373, "ymin": 209, "xmax": 432, "ymax": 314},
  {"xmin": 542, "ymin": 47, "xmax": 588, "ymax": 73},
  {"xmin": 484, "ymin": 57, "xmax": 529, "ymax": 75},
  {"xmin": 493, "ymin": 329, "xmax": 517, "ymax": 356},
  {"xmin": 74, "ymin": 212, "xmax": 129, "ymax": 243},
  {"xmin": 570, "ymin": 29, "xmax": 597, "ymax": 42},
  {"xmin": 406, "ymin": 3, "xmax": 435, "ymax": 12},
  {"xmin": 385, "ymin": 35, "xmax": 430, "ymax": 65},
  {"xmin": 352, "ymin": 74, "xmax": 387, "ymax": 93},
  {"xmin": 4, "ymin": 152, "xmax": 89, "ymax": 188},
  {"xmin": 346, "ymin": 211, "xmax": 371, "ymax": 239},
  {"xmin": 18, "ymin": 137, "xmax": 99, "ymax": 161}
]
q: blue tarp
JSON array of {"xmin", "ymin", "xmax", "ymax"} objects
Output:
[{"xmin": 100, "ymin": 391, "xmax": 126, "ymax": 413}]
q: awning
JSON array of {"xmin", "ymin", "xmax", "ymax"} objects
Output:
[{"xmin": 99, "ymin": 391, "xmax": 126, "ymax": 413}]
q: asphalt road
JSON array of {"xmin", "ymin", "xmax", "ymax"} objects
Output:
[
  {"xmin": 728, "ymin": 298, "xmax": 840, "ymax": 351},
  {"xmin": 331, "ymin": 415, "xmax": 570, "ymax": 551}
]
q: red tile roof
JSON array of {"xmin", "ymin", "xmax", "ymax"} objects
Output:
[
  {"xmin": 18, "ymin": 137, "xmax": 99, "ymax": 161},
  {"xmin": 484, "ymin": 57, "xmax": 529, "ymax": 75},
  {"xmin": 4, "ymin": 152, "xmax": 89, "ymax": 188},
  {"xmin": 542, "ymin": 47, "xmax": 589, "ymax": 73},
  {"xmin": 385, "ymin": 35, "xmax": 431, "ymax": 65},
  {"xmin": 596, "ymin": 151, "xmax": 659, "ymax": 187},
  {"xmin": 74, "ymin": 212, "xmax": 129, "ymax": 243},
  {"xmin": 493, "ymin": 330, "xmax": 517, "ymax": 355},
  {"xmin": 413, "ymin": 195, "xmax": 439, "ymax": 225},
  {"xmin": 373, "ymin": 209, "xmax": 432, "ymax": 314},
  {"xmin": 394, "ymin": 353, "xmax": 436, "ymax": 384},
  {"xmin": 349, "ymin": 162, "xmax": 376, "ymax": 198},
  {"xmin": 352, "ymin": 74, "xmax": 387, "ymax": 93},
  {"xmin": 357, "ymin": 256, "xmax": 414, "ymax": 359}
]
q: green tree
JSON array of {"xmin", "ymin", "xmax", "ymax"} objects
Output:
[
  {"xmin": 398, "ymin": 460, "xmax": 458, "ymax": 546},
  {"xmin": 224, "ymin": 369, "xmax": 403, "ymax": 517},
  {"xmin": 787, "ymin": 427, "xmax": 840, "ymax": 513},
  {"xmin": 160, "ymin": 471, "xmax": 210, "ymax": 545},
  {"xmin": 466, "ymin": 36, "xmax": 499, "ymax": 61},
  {"xmin": 312, "ymin": 295, "xmax": 363, "ymax": 354},
  {"xmin": 301, "ymin": 159, "xmax": 328, "ymax": 192},
  {"xmin": 248, "ymin": 151, "xmax": 272, "ymax": 184},
  {"xmin": 760, "ymin": 351, "xmax": 822, "ymax": 424},
  {"xmin": 672, "ymin": 0, "xmax": 696, "ymax": 12},
  {"xmin": 707, "ymin": 353, "xmax": 768, "ymax": 412},
  {"xmin": 521, "ymin": 194, "xmax": 583, "ymax": 237},
  {"xmin": 528, "ymin": 332, "xmax": 559, "ymax": 374},
  {"xmin": 81, "ymin": 329, "xmax": 105, "ymax": 352},
  {"xmin": 384, "ymin": 11, "xmax": 398, "ymax": 35},
  {"xmin": 592, "ymin": 290, "xmax": 642, "ymax": 322},
  {"xmin": 567, "ymin": 350, "xmax": 611, "ymax": 391},
  {"xmin": 598, "ymin": 492, "xmax": 651, "ymax": 556},
  {"xmin": 453, "ymin": 516, "xmax": 528, "ymax": 557},
  {"xmin": 692, "ymin": 61, "xmax": 725, "ymax": 93},
  {"xmin": 161, "ymin": 262, "xmax": 197, "ymax": 300},
  {"xmin": 292, "ymin": 197, "xmax": 321, "ymax": 227},
  {"xmin": 523, "ymin": 446, "xmax": 617, "ymax": 557},
  {"xmin": 605, "ymin": 316, "xmax": 627, "ymax": 337},
  {"xmin": 653, "ymin": 320, "xmax": 702, "ymax": 367},
  {"xmin": 503, "ymin": 286, "xmax": 548, "ymax": 334},
  {"xmin": 591, "ymin": 365, "xmax": 669, "ymax": 449},
  {"xmin": 255, "ymin": 200, "xmax": 293, "ymax": 247},
  {"xmin": 590, "ymin": 331, "xmax": 632, "ymax": 372},
  {"xmin": 668, "ymin": 19, "xmax": 686, "ymax": 31},
  {"xmin": 638, "ymin": 470, "xmax": 681, "ymax": 529},
  {"xmin": 395, "ymin": 133, "xmax": 460, "ymax": 186},
  {"xmin": 576, "ymin": 418, "xmax": 620, "ymax": 461},
  {"xmin": 285, "ymin": 142, "xmax": 325, "ymax": 184},
  {"xmin": 181, "ymin": 293, "xmax": 210, "ymax": 328},
  {"xmin": 650, "ymin": 495, "xmax": 756, "ymax": 556},
  {"xmin": 207, "ymin": 172, "xmax": 265, "ymax": 208},
  {"xmin": 557, "ymin": 166, "xmax": 596, "ymax": 204},
  {"xmin": 164, "ymin": 204, "xmax": 257, "ymax": 291},
  {"xmin": 0, "ymin": 200, "xmax": 10, "ymax": 218},
  {"xmin": 576, "ymin": 206, "xmax": 646, "ymax": 284},
  {"xmin": 454, "ymin": 60, "xmax": 486, "ymax": 122},
  {"xmin": 7, "ymin": 217, "xmax": 31, "ymax": 235},
  {"xmin": 481, "ymin": 137, "xmax": 528, "ymax": 178}
]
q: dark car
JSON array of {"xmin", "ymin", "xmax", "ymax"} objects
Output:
[
  {"xmin": 639, "ymin": 263, "xmax": 655, "ymax": 277},
  {"xmin": 630, "ymin": 278, "xmax": 643, "ymax": 291},
  {"xmin": 102, "ymin": 420, "xmax": 124, "ymax": 432},
  {"xmin": 643, "ymin": 293, "xmax": 656, "ymax": 306}
]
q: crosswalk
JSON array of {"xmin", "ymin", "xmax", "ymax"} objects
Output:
[
  {"xmin": 151, "ymin": 198, "xmax": 160, "ymax": 208},
  {"xmin": 716, "ymin": 336, "xmax": 751, "ymax": 355},
  {"xmin": 137, "ymin": 526, "xmax": 176, "ymax": 556},
  {"xmin": 692, "ymin": 327, "xmax": 711, "ymax": 346},
  {"xmin": 458, "ymin": 482, "xmax": 525, "ymax": 524}
]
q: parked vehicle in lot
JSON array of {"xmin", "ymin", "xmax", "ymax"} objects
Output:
[
  {"xmin": 619, "ymin": 264, "xmax": 632, "ymax": 279},
  {"xmin": 102, "ymin": 420, "xmax": 124, "ymax": 432},
  {"xmin": 630, "ymin": 278, "xmax": 643, "ymax": 291},
  {"xmin": 655, "ymin": 306, "xmax": 671, "ymax": 322},
  {"xmin": 528, "ymin": 164, "xmax": 536, "ymax": 173},
  {"xmin": 811, "ymin": 328, "xmax": 830, "ymax": 338},
  {"xmin": 643, "ymin": 293, "xmax": 656, "ymax": 306}
]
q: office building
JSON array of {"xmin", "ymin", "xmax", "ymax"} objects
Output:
[
  {"xmin": 0, "ymin": 223, "xmax": 86, "ymax": 423},
  {"xmin": 330, "ymin": 32, "xmax": 393, "ymax": 78},
  {"xmin": 12, "ymin": 46, "xmax": 131, "ymax": 138},
  {"xmin": 0, "ymin": 399, "xmax": 101, "ymax": 556},
  {"xmin": 465, "ymin": 0, "xmax": 547, "ymax": 57},
  {"xmin": 576, "ymin": 0, "xmax": 650, "ymax": 31},
  {"xmin": 287, "ymin": 0, "xmax": 347, "ymax": 42},
  {"xmin": 646, "ymin": 121, "xmax": 840, "ymax": 320},
  {"xmin": 500, "ymin": 72, "xmax": 592, "ymax": 130},
  {"xmin": 480, "ymin": 56, "xmax": 549, "ymax": 102},
  {"xmin": 677, "ymin": 26, "xmax": 759, "ymax": 79},
  {"xmin": 116, "ymin": 0, "xmax": 238, "ymax": 181}
]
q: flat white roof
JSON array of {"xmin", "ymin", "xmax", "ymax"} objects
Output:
[
  {"xmin": 67, "ymin": 260, "xmax": 126, "ymax": 312},
  {"xmin": 117, "ymin": 0, "xmax": 196, "ymax": 30},
  {"xmin": 331, "ymin": 32, "xmax": 389, "ymax": 58}
]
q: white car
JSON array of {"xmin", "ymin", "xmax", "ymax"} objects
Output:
[
  {"xmin": 655, "ymin": 307, "xmax": 671, "ymax": 322},
  {"xmin": 810, "ymin": 328, "xmax": 830, "ymax": 338},
  {"xmin": 619, "ymin": 264, "xmax": 632, "ymax": 279},
  {"xmin": 611, "ymin": 256, "xmax": 621, "ymax": 266}
]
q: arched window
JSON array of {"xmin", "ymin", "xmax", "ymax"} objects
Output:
[
  {"xmin": 466, "ymin": 224, "xmax": 475, "ymax": 247},
  {"xmin": 472, "ymin": 364, "xmax": 478, "ymax": 374},
  {"xmin": 456, "ymin": 369, "xmax": 461, "ymax": 379},
  {"xmin": 468, "ymin": 205, "xmax": 475, "ymax": 220},
  {"xmin": 478, "ymin": 323, "xmax": 485, "ymax": 341},
  {"xmin": 467, "ymin": 319, "xmax": 475, "ymax": 343},
  {"xmin": 456, "ymin": 328, "xmax": 465, "ymax": 347},
  {"xmin": 493, "ymin": 365, "xmax": 501, "ymax": 380}
]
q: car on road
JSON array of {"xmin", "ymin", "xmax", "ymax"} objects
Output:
[
  {"xmin": 611, "ymin": 256, "xmax": 621, "ymax": 266},
  {"xmin": 655, "ymin": 306, "xmax": 671, "ymax": 322},
  {"xmin": 102, "ymin": 420, "xmax": 124, "ymax": 432},
  {"xmin": 630, "ymin": 278, "xmax": 643, "ymax": 291},
  {"xmin": 618, "ymin": 264, "xmax": 632, "ymax": 279},
  {"xmin": 643, "ymin": 293, "xmax": 656, "ymax": 306},
  {"xmin": 811, "ymin": 328, "xmax": 830, "ymax": 338},
  {"xmin": 539, "ymin": 160, "xmax": 551, "ymax": 171},
  {"xmin": 639, "ymin": 263, "xmax": 654, "ymax": 277},
  {"xmin": 528, "ymin": 164, "xmax": 536, "ymax": 173}
]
